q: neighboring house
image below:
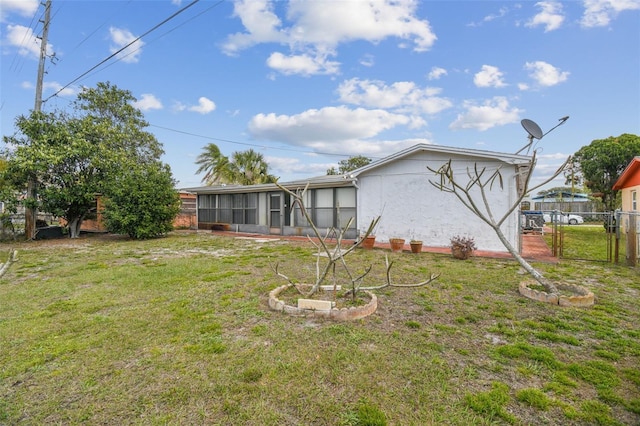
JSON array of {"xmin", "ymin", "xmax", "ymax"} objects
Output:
[
  {"xmin": 612, "ymin": 157, "xmax": 640, "ymax": 246},
  {"xmin": 184, "ymin": 144, "xmax": 532, "ymax": 253},
  {"xmin": 532, "ymin": 191, "xmax": 590, "ymax": 203},
  {"xmin": 80, "ymin": 195, "xmax": 106, "ymax": 232},
  {"xmin": 173, "ymin": 192, "xmax": 197, "ymax": 229},
  {"xmin": 613, "ymin": 156, "xmax": 640, "ymax": 214},
  {"xmin": 530, "ymin": 191, "xmax": 600, "ymax": 214}
]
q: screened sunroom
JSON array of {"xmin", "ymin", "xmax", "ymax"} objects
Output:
[{"xmin": 186, "ymin": 176, "xmax": 359, "ymax": 238}]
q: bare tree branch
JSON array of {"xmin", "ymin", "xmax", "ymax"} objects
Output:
[
  {"xmin": 272, "ymin": 183, "xmax": 438, "ymax": 298},
  {"xmin": 427, "ymin": 149, "xmax": 571, "ymax": 294}
]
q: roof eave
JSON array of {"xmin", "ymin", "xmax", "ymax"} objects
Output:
[
  {"xmin": 182, "ymin": 177, "xmax": 357, "ymax": 194},
  {"xmin": 612, "ymin": 157, "xmax": 640, "ymax": 190},
  {"xmin": 350, "ymin": 143, "xmax": 532, "ymax": 177}
]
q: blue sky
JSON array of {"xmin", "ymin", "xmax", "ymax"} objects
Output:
[{"xmin": 1, "ymin": 0, "xmax": 639, "ymax": 190}]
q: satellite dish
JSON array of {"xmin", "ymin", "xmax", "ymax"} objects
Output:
[{"xmin": 521, "ymin": 119, "xmax": 543, "ymax": 139}]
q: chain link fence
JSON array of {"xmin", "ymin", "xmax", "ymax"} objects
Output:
[{"xmin": 521, "ymin": 210, "xmax": 639, "ymax": 265}]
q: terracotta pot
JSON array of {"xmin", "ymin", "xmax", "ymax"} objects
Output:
[
  {"xmin": 389, "ymin": 238, "xmax": 405, "ymax": 253},
  {"xmin": 410, "ymin": 241, "xmax": 423, "ymax": 253},
  {"xmin": 361, "ymin": 235, "xmax": 376, "ymax": 249}
]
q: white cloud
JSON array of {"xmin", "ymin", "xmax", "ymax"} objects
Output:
[
  {"xmin": 449, "ymin": 96, "xmax": 523, "ymax": 131},
  {"xmin": 132, "ymin": 94, "xmax": 163, "ymax": 111},
  {"xmin": 174, "ymin": 98, "xmax": 217, "ymax": 114},
  {"xmin": 581, "ymin": 0, "xmax": 640, "ymax": 28},
  {"xmin": 337, "ymin": 78, "xmax": 452, "ymax": 115},
  {"xmin": 526, "ymin": 1, "xmax": 565, "ymax": 32},
  {"xmin": 222, "ymin": 0, "xmax": 287, "ymax": 54},
  {"xmin": 223, "ymin": 0, "xmax": 436, "ymax": 75},
  {"xmin": 427, "ymin": 67, "xmax": 447, "ymax": 80},
  {"xmin": 188, "ymin": 97, "xmax": 216, "ymax": 114},
  {"xmin": 173, "ymin": 101, "xmax": 186, "ymax": 112},
  {"xmin": 284, "ymin": 0, "xmax": 436, "ymax": 51},
  {"xmin": 4, "ymin": 24, "xmax": 53, "ymax": 58},
  {"xmin": 0, "ymin": 0, "xmax": 39, "ymax": 21},
  {"xmin": 109, "ymin": 27, "xmax": 144, "ymax": 63},
  {"xmin": 474, "ymin": 65, "xmax": 507, "ymax": 88},
  {"xmin": 266, "ymin": 51, "xmax": 340, "ymax": 76},
  {"xmin": 248, "ymin": 106, "xmax": 416, "ymax": 149},
  {"xmin": 484, "ymin": 6, "xmax": 509, "ymax": 23},
  {"xmin": 524, "ymin": 61, "xmax": 569, "ymax": 86},
  {"xmin": 467, "ymin": 6, "xmax": 509, "ymax": 27},
  {"xmin": 359, "ymin": 54, "xmax": 375, "ymax": 67}
]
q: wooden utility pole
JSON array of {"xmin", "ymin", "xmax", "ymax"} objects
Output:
[{"xmin": 25, "ymin": 0, "xmax": 51, "ymax": 239}]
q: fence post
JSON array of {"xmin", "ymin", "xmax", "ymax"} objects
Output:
[
  {"xmin": 612, "ymin": 211, "xmax": 617, "ymax": 263},
  {"xmin": 628, "ymin": 213, "xmax": 637, "ymax": 267}
]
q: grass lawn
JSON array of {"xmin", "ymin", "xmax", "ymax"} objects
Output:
[
  {"xmin": 545, "ymin": 224, "xmax": 632, "ymax": 263},
  {"xmin": 1, "ymin": 231, "xmax": 639, "ymax": 425}
]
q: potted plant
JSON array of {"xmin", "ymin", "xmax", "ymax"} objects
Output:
[
  {"xmin": 389, "ymin": 238, "xmax": 405, "ymax": 253},
  {"xmin": 361, "ymin": 234, "xmax": 376, "ymax": 249},
  {"xmin": 450, "ymin": 235, "xmax": 476, "ymax": 260},
  {"xmin": 410, "ymin": 239, "xmax": 423, "ymax": 253}
]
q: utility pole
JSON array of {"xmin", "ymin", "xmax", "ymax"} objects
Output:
[{"xmin": 25, "ymin": 0, "xmax": 51, "ymax": 240}]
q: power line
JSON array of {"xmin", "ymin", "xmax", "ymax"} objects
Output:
[
  {"xmin": 42, "ymin": 0, "xmax": 202, "ymax": 103},
  {"xmin": 74, "ymin": 0, "xmax": 225, "ymax": 83}
]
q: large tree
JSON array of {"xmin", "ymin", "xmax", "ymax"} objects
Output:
[
  {"xmin": 2, "ymin": 82, "xmax": 175, "ymax": 238},
  {"xmin": 327, "ymin": 155, "xmax": 372, "ymax": 175},
  {"xmin": 572, "ymin": 134, "xmax": 640, "ymax": 210},
  {"xmin": 195, "ymin": 144, "xmax": 277, "ymax": 185},
  {"xmin": 74, "ymin": 82, "xmax": 163, "ymax": 163},
  {"xmin": 2, "ymin": 110, "xmax": 102, "ymax": 237}
]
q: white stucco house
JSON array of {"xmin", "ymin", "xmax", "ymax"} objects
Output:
[{"xmin": 183, "ymin": 144, "xmax": 532, "ymax": 253}]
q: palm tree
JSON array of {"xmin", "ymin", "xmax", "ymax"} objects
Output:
[
  {"xmin": 227, "ymin": 149, "xmax": 278, "ymax": 185},
  {"xmin": 195, "ymin": 143, "xmax": 231, "ymax": 185}
]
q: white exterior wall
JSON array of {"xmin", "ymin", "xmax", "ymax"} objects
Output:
[{"xmin": 356, "ymin": 150, "xmax": 520, "ymax": 253}]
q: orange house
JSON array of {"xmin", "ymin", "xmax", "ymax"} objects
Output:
[{"xmin": 613, "ymin": 156, "xmax": 640, "ymax": 214}]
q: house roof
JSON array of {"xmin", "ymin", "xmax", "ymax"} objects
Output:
[
  {"xmin": 532, "ymin": 191, "xmax": 590, "ymax": 200},
  {"xmin": 182, "ymin": 143, "xmax": 532, "ymax": 195},
  {"xmin": 348, "ymin": 143, "xmax": 532, "ymax": 177},
  {"xmin": 182, "ymin": 174, "xmax": 356, "ymax": 195},
  {"xmin": 612, "ymin": 156, "xmax": 640, "ymax": 190}
]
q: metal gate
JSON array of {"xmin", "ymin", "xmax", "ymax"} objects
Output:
[{"xmin": 544, "ymin": 211, "xmax": 638, "ymax": 265}]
